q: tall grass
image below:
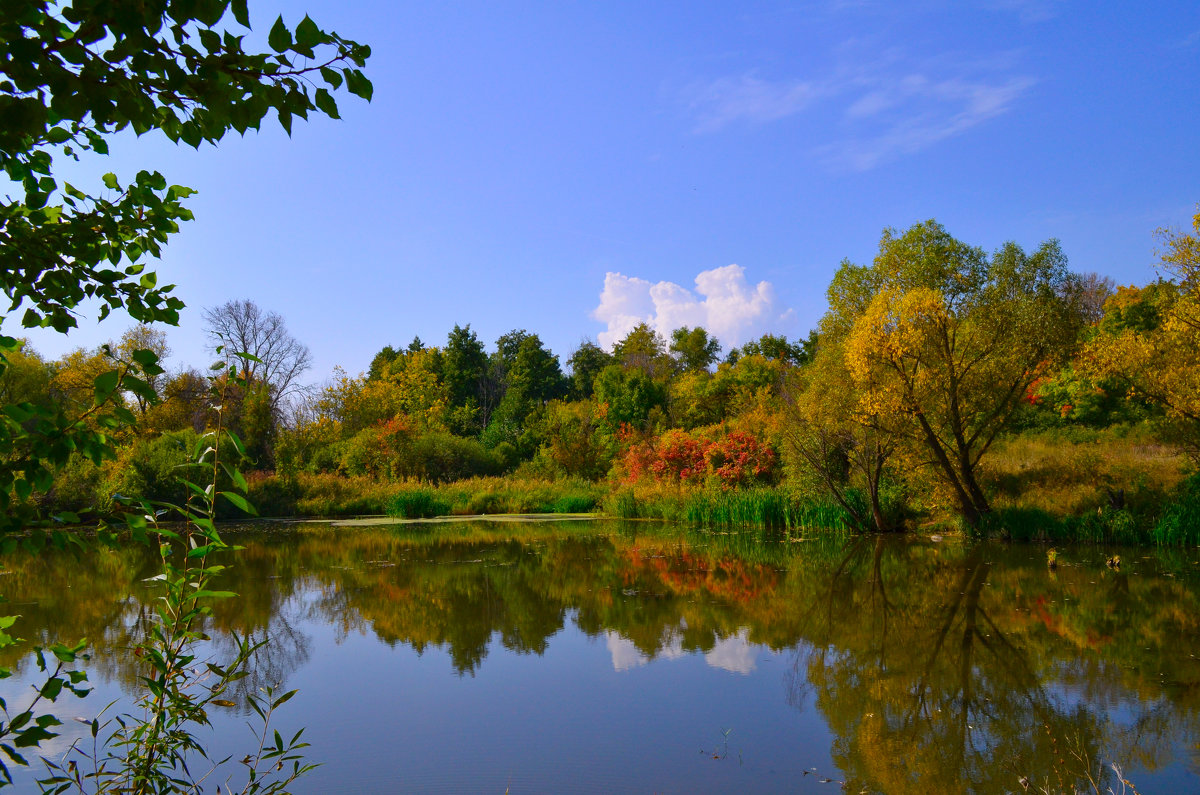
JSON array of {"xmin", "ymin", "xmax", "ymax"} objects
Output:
[
  {"xmin": 975, "ymin": 426, "xmax": 1196, "ymax": 545},
  {"xmin": 602, "ymin": 484, "xmax": 854, "ymax": 532}
]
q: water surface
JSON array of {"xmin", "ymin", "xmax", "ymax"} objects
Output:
[{"xmin": 1, "ymin": 519, "xmax": 1197, "ymax": 792}]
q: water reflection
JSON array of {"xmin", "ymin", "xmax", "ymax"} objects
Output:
[{"xmin": 1, "ymin": 521, "xmax": 1197, "ymax": 792}]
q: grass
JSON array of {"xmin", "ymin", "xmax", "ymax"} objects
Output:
[
  {"xmin": 244, "ymin": 424, "xmax": 1200, "ymax": 546},
  {"xmin": 247, "ymin": 472, "xmax": 607, "ymax": 518},
  {"xmin": 601, "ymin": 483, "xmax": 855, "ymax": 532},
  {"xmin": 981, "ymin": 425, "xmax": 1185, "ymax": 517},
  {"xmin": 977, "ymin": 426, "xmax": 1199, "ymax": 545}
]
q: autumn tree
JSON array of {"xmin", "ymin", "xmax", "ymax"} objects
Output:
[
  {"xmin": 785, "ymin": 343, "xmax": 898, "ymax": 532},
  {"xmin": 116, "ymin": 325, "xmax": 170, "ymax": 416},
  {"xmin": 1082, "ymin": 209, "xmax": 1200, "ymax": 454},
  {"xmin": 823, "ymin": 221, "xmax": 1082, "ymax": 527}
]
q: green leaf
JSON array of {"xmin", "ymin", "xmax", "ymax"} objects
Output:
[
  {"xmin": 220, "ymin": 492, "xmax": 256, "ymax": 515},
  {"xmin": 345, "ymin": 69, "xmax": 374, "ymax": 102},
  {"xmin": 295, "ymin": 15, "xmax": 321, "ymax": 48},
  {"xmin": 268, "ymin": 16, "xmax": 292, "ymax": 52},
  {"xmin": 320, "ymin": 66, "xmax": 343, "ymax": 88},
  {"xmin": 191, "ymin": 590, "xmax": 238, "ymax": 600},
  {"xmin": 93, "ymin": 370, "xmax": 121, "ymax": 405},
  {"xmin": 231, "ymin": 0, "xmax": 250, "ymax": 27},
  {"xmin": 314, "ymin": 88, "xmax": 339, "ymax": 119},
  {"xmin": 39, "ymin": 678, "xmax": 63, "ymax": 700},
  {"xmin": 102, "ymin": 173, "xmax": 120, "ymax": 190}
]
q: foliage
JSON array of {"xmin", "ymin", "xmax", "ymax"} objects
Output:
[
  {"xmin": 669, "ymin": 326, "xmax": 721, "ymax": 372},
  {"xmin": 1082, "ymin": 211, "xmax": 1200, "ymax": 457},
  {"xmin": 592, "ymin": 365, "xmax": 667, "ymax": 434},
  {"xmin": 1152, "ymin": 472, "xmax": 1200, "ymax": 546},
  {"xmin": 825, "ymin": 220, "xmax": 1083, "ymax": 527},
  {"xmin": 612, "ymin": 322, "xmax": 671, "ymax": 375},
  {"xmin": 441, "ymin": 324, "xmax": 486, "ymax": 431},
  {"xmin": 0, "ymin": 0, "xmax": 372, "ymax": 536},
  {"xmin": 535, "ymin": 399, "xmax": 612, "ymax": 480},
  {"xmin": 390, "ymin": 488, "xmax": 451, "ymax": 519},
  {"xmin": 617, "ymin": 427, "xmax": 780, "ymax": 488},
  {"xmin": 784, "ymin": 342, "xmax": 900, "ymax": 532},
  {"xmin": 566, "ymin": 340, "xmax": 611, "ymax": 399}
]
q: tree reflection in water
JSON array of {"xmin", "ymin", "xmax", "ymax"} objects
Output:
[
  {"xmin": 789, "ymin": 537, "xmax": 1197, "ymax": 793},
  {"xmin": 0, "ymin": 521, "xmax": 1196, "ymax": 791}
]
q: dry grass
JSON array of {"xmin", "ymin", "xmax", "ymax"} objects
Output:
[{"xmin": 980, "ymin": 426, "xmax": 1188, "ymax": 518}]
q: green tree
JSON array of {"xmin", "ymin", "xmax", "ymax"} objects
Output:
[
  {"xmin": 442, "ymin": 324, "xmax": 487, "ymax": 432},
  {"xmin": 485, "ymin": 334, "xmax": 566, "ymax": 452},
  {"xmin": 826, "ymin": 221, "xmax": 1082, "ymax": 528},
  {"xmin": 612, "ymin": 322, "xmax": 670, "ymax": 375},
  {"xmin": 669, "ymin": 326, "xmax": 721, "ymax": 372},
  {"xmin": 367, "ymin": 345, "xmax": 401, "ymax": 382},
  {"xmin": 731, "ymin": 331, "xmax": 815, "ymax": 366},
  {"xmin": 566, "ymin": 340, "xmax": 612, "ymax": 399},
  {"xmin": 593, "ymin": 364, "xmax": 667, "ymax": 434},
  {"xmin": 0, "ymin": 0, "xmax": 371, "ymax": 535}
]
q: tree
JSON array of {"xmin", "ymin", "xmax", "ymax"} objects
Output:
[
  {"xmin": 731, "ymin": 332, "xmax": 816, "ymax": 366},
  {"xmin": 785, "ymin": 343, "xmax": 898, "ymax": 532},
  {"xmin": 202, "ymin": 299, "xmax": 311, "ymax": 417},
  {"xmin": 1, "ymin": 0, "xmax": 370, "ymax": 335},
  {"xmin": 566, "ymin": 340, "xmax": 612, "ymax": 399},
  {"xmin": 593, "ymin": 364, "xmax": 667, "ymax": 435},
  {"xmin": 0, "ymin": 0, "xmax": 371, "ymax": 534},
  {"xmin": 0, "ymin": 339, "xmax": 52, "ymax": 408},
  {"xmin": 367, "ymin": 345, "xmax": 400, "ymax": 382},
  {"xmin": 669, "ymin": 326, "xmax": 721, "ymax": 372},
  {"xmin": 824, "ymin": 221, "xmax": 1082, "ymax": 527},
  {"xmin": 116, "ymin": 325, "xmax": 170, "ymax": 416},
  {"xmin": 488, "ymin": 334, "xmax": 566, "ymax": 444},
  {"xmin": 612, "ymin": 322, "xmax": 670, "ymax": 376},
  {"xmin": 1083, "ymin": 209, "xmax": 1200, "ymax": 453},
  {"xmin": 441, "ymin": 324, "xmax": 487, "ymax": 430}
]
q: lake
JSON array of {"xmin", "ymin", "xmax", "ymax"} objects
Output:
[{"xmin": 1, "ymin": 518, "xmax": 1197, "ymax": 793}]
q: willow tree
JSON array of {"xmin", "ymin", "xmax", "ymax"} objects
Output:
[
  {"xmin": 821, "ymin": 221, "xmax": 1082, "ymax": 528},
  {"xmin": 785, "ymin": 341, "xmax": 898, "ymax": 532}
]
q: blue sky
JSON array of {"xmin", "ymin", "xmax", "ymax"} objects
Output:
[{"xmin": 12, "ymin": 0, "xmax": 1200, "ymax": 382}]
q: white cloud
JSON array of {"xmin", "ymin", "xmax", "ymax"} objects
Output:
[
  {"xmin": 822, "ymin": 74, "xmax": 1036, "ymax": 170},
  {"xmin": 592, "ymin": 265, "xmax": 784, "ymax": 352},
  {"xmin": 604, "ymin": 628, "xmax": 758, "ymax": 674},
  {"xmin": 983, "ymin": 0, "xmax": 1064, "ymax": 24},
  {"xmin": 683, "ymin": 49, "xmax": 1035, "ymax": 170},
  {"xmin": 686, "ymin": 74, "xmax": 827, "ymax": 133}
]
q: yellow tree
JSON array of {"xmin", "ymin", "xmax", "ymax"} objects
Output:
[
  {"xmin": 785, "ymin": 341, "xmax": 898, "ymax": 532},
  {"xmin": 825, "ymin": 221, "xmax": 1082, "ymax": 527},
  {"xmin": 1083, "ymin": 210, "xmax": 1200, "ymax": 444}
]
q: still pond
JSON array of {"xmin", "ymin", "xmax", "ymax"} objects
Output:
[{"xmin": 1, "ymin": 518, "xmax": 1198, "ymax": 793}]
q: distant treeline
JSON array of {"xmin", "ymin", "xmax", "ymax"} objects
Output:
[{"xmin": 6, "ymin": 216, "xmax": 1200, "ymax": 541}]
